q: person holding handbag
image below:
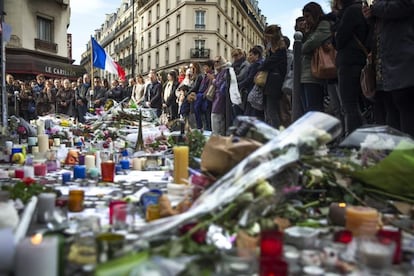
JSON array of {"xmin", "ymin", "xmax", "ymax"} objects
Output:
[
  {"xmin": 363, "ymin": 0, "xmax": 414, "ymax": 137},
  {"xmin": 334, "ymin": 0, "xmax": 369, "ymax": 135},
  {"xmin": 300, "ymin": 2, "xmax": 332, "ymax": 113}
]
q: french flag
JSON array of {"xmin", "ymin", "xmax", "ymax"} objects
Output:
[{"xmin": 91, "ymin": 37, "xmax": 126, "ymax": 80}]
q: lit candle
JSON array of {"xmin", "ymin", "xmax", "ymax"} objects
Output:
[
  {"xmin": 173, "ymin": 146, "xmax": 189, "ymax": 184},
  {"xmin": 15, "ymin": 234, "xmax": 58, "ymax": 276},
  {"xmin": 37, "ymin": 134, "xmax": 49, "ymax": 153},
  {"xmin": 84, "ymin": 155, "xmax": 96, "ymax": 170},
  {"xmin": 328, "ymin": 202, "xmax": 347, "ymax": 226},
  {"xmin": 36, "ymin": 193, "xmax": 56, "ymax": 223}
]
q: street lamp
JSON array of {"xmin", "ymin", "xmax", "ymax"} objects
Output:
[{"xmin": 131, "ymin": 0, "xmax": 135, "ymax": 77}]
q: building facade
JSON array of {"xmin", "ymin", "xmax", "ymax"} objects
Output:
[
  {"xmin": 4, "ymin": 0, "xmax": 85, "ymax": 81},
  {"xmin": 81, "ymin": 0, "xmax": 266, "ymax": 80}
]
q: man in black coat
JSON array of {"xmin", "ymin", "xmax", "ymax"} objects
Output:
[{"xmin": 144, "ymin": 69, "xmax": 163, "ymax": 117}]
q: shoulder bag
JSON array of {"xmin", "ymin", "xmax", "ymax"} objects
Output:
[
  {"xmin": 204, "ymin": 84, "xmax": 216, "ymax": 101},
  {"xmin": 247, "ymin": 84, "xmax": 264, "ymax": 111},
  {"xmin": 354, "ymin": 35, "xmax": 376, "ymax": 101},
  {"xmin": 311, "ymin": 38, "xmax": 337, "ymax": 80}
]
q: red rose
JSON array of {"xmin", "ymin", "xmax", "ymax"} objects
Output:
[
  {"xmin": 22, "ymin": 177, "xmax": 36, "ymax": 186},
  {"xmin": 179, "ymin": 222, "xmax": 207, "ymax": 244}
]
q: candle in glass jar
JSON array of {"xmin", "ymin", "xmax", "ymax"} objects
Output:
[
  {"xmin": 173, "ymin": 146, "xmax": 189, "ymax": 184},
  {"xmin": 53, "ymin": 138, "xmax": 60, "ymax": 147},
  {"xmin": 31, "ymin": 146, "xmax": 39, "ymax": 154},
  {"xmin": 15, "ymin": 234, "xmax": 58, "ymax": 276},
  {"xmin": 37, "ymin": 134, "xmax": 49, "ymax": 153},
  {"xmin": 346, "ymin": 206, "xmax": 379, "ymax": 236}
]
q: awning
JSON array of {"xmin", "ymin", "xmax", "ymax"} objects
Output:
[{"xmin": 6, "ymin": 54, "xmax": 86, "ymax": 80}]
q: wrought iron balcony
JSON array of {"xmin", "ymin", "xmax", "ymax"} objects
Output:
[
  {"xmin": 195, "ymin": 24, "xmax": 206, "ymax": 30},
  {"xmin": 190, "ymin": 48, "xmax": 210, "ymax": 59},
  {"xmin": 34, "ymin": 39, "xmax": 58, "ymax": 53}
]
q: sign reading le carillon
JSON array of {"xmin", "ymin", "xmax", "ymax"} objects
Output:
[{"xmin": 44, "ymin": 65, "xmax": 77, "ymax": 77}]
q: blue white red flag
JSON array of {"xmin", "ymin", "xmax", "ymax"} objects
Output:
[{"xmin": 91, "ymin": 37, "xmax": 126, "ymax": 80}]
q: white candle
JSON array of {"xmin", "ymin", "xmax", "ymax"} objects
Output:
[
  {"xmin": 53, "ymin": 138, "xmax": 60, "ymax": 147},
  {"xmin": 95, "ymin": 151, "xmax": 101, "ymax": 174},
  {"xmin": 132, "ymin": 157, "xmax": 144, "ymax": 170},
  {"xmin": 32, "ymin": 146, "xmax": 39, "ymax": 154},
  {"xmin": 37, "ymin": 120, "xmax": 45, "ymax": 135},
  {"xmin": 15, "ymin": 234, "xmax": 58, "ymax": 276},
  {"xmin": 23, "ymin": 166, "xmax": 35, "ymax": 178},
  {"xmin": 85, "ymin": 155, "xmax": 96, "ymax": 170},
  {"xmin": 37, "ymin": 134, "xmax": 49, "ymax": 153},
  {"xmin": 36, "ymin": 193, "xmax": 56, "ymax": 223}
]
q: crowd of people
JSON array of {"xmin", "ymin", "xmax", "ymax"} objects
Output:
[{"xmin": 6, "ymin": 0, "xmax": 414, "ymax": 137}]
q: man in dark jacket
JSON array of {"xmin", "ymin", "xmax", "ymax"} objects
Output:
[
  {"xmin": 144, "ymin": 69, "xmax": 163, "ymax": 117},
  {"xmin": 335, "ymin": 0, "xmax": 369, "ymax": 135}
]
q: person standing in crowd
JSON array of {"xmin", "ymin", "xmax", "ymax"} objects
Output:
[
  {"xmin": 334, "ymin": 0, "xmax": 369, "ymax": 136},
  {"xmin": 300, "ymin": 2, "xmax": 332, "ymax": 113},
  {"xmin": 75, "ymin": 73, "xmax": 91, "ymax": 123},
  {"xmin": 232, "ymin": 47, "xmax": 250, "ymax": 84},
  {"xmin": 144, "ymin": 69, "xmax": 163, "ymax": 117},
  {"xmin": 231, "ymin": 48, "xmax": 250, "ymax": 118},
  {"xmin": 188, "ymin": 62, "xmax": 203, "ymax": 129},
  {"xmin": 106, "ymin": 79, "xmax": 123, "ymax": 103},
  {"xmin": 210, "ymin": 56, "xmax": 231, "ymax": 136},
  {"xmin": 91, "ymin": 76, "xmax": 107, "ymax": 109},
  {"xmin": 56, "ymin": 79, "xmax": 75, "ymax": 116},
  {"xmin": 6, "ymin": 74, "xmax": 20, "ymax": 116},
  {"xmin": 162, "ymin": 70, "xmax": 179, "ymax": 120},
  {"xmin": 32, "ymin": 74, "xmax": 45, "ymax": 97},
  {"xmin": 124, "ymin": 78, "xmax": 135, "ymax": 104},
  {"xmin": 36, "ymin": 79, "xmax": 54, "ymax": 116},
  {"xmin": 19, "ymin": 81, "xmax": 36, "ymax": 121},
  {"xmin": 259, "ymin": 24, "xmax": 287, "ymax": 128},
  {"xmin": 239, "ymin": 46, "xmax": 264, "ymax": 119},
  {"xmin": 131, "ymin": 74, "xmax": 145, "ymax": 105},
  {"xmin": 363, "ymin": 0, "xmax": 414, "ymax": 137},
  {"xmin": 195, "ymin": 60, "xmax": 214, "ymax": 131}
]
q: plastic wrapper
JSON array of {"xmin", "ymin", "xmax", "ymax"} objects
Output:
[
  {"xmin": 341, "ymin": 126, "xmax": 414, "ymax": 201},
  {"xmin": 135, "ymin": 112, "xmax": 341, "ymax": 239}
]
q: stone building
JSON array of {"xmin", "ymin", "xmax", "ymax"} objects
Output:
[
  {"xmin": 81, "ymin": 0, "xmax": 266, "ymax": 80},
  {"xmin": 4, "ymin": 0, "xmax": 85, "ymax": 81}
]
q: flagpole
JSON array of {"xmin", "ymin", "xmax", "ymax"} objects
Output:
[{"xmin": 90, "ymin": 37, "xmax": 94, "ymax": 92}]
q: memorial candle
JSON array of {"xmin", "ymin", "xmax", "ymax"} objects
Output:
[
  {"xmin": 15, "ymin": 234, "xmax": 58, "ymax": 276},
  {"xmin": 173, "ymin": 146, "xmax": 189, "ymax": 184},
  {"xmin": 37, "ymin": 134, "xmax": 49, "ymax": 153},
  {"xmin": 84, "ymin": 155, "xmax": 96, "ymax": 170}
]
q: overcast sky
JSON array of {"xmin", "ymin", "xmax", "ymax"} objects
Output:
[{"xmin": 68, "ymin": 0, "xmax": 331, "ymax": 64}]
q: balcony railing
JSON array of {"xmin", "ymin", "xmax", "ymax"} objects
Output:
[
  {"xmin": 190, "ymin": 48, "xmax": 210, "ymax": 59},
  {"xmin": 195, "ymin": 24, "xmax": 206, "ymax": 30},
  {"xmin": 35, "ymin": 39, "xmax": 58, "ymax": 53},
  {"xmin": 114, "ymin": 36, "xmax": 133, "ymax": 52}
]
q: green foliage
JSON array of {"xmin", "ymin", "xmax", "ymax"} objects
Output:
[{"xmin": 2, "ymin": 181, "xmax": 56, "ymax": 204}]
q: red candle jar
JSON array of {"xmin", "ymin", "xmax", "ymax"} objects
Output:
[
  {"xmin": 14, "ymin": 168, "xmax": 25, "ymax": 179},
  {"xmin": 109, "ymin": 200, "xmax": 127, "ymax": 225},
  {"xmin": 260, "ymin": 230, "xmax": 287, "ymax": 276},
  {"xmin": 34, "ymin": 163, "xmax": 47, "ymax": 176},
  {"xmin": 377, "ymin": 226, "xmax": 402, "ymax": 264}
]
